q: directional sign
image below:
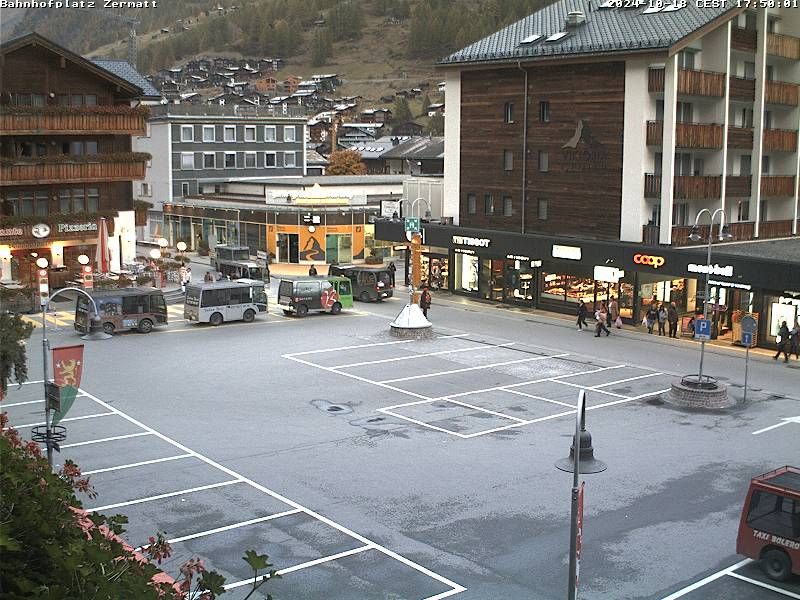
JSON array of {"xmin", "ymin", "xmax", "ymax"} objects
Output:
[
  {"xmin": 404, "ymin": 217, "xmax": 420, "ymax": 233},
  {"xmin": 694, "ymin": 318, "xmax": 711, "ymax": 341},
  {"xmin": 740, "ymin": 315, "xmax": 757, "ymax": 335},
  {"xmin": 741, "ymin": 332, "xmax": 753, "ymax": 347}
]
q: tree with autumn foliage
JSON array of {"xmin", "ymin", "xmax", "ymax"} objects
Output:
[{"xmin": 326, "ymin": 149, "xmax": 368, "ymax": 175}]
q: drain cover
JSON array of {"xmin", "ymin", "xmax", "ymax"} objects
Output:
[{"xmin": 327, "ymin": 406, "xmax": 344, "ymax": 413}]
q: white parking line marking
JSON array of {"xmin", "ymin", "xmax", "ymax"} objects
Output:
[
  {"xmin": 12, "ymin": 411, "xmax": 116, "ymax": 429},
  {"xmin": 379, "ymin": 354, "xmax": 569, "ymax": 384},
  {"xmin": 222, "ymin": 545, "xmax": 375, "ymax": 591},
  {"xmin": 138, "ymin": 509, "xmax": 303, "ymax": 550},
  {"xmin": 17, "ymin": 380, "xmax": 45, "ymax": 385},
  {"xmin": 591, "ymin": 371, "xmax": 663, "ymax": 388},
  {"xmin": 446, "ymin": 398, "xmax": 528, "ymax": 423},
  {"xmin": 555, "ymin": 380, "xmax": 628, "ymax": 398},
  {"xmin": 726, "ymin": 571, "xmax": 800, "ymax": 599},
  {"xmin": 78, "ymin": 388, "xmax": 466, "ymax": 597},
  {"xmin": 330, "ymin": 342, "xmax": 515, "ymax": 369},
  {"xmin": 503, "ymin": 388, "xmax": 575, "ymax": 408},
  {"xmin": 659, "ymin": 559, "xmax": 752, "ymax": 599},
  {"xmin": 83, "ymin": 453, "xmax": 193, "ymax": 475},
  {"xmin": 87, "ymin": 480, "xmax": 241, "ymax": 512},
  {"xmin": 4, "ymin": 393, "xmax": 89, "ymax": 407},
  {"xmin": 284, "ymin": 333, "xmax": 469, "ymax": 357},
  {"xmin": 60, "ymin": 431, "xmax": 154, "ymax": 448},
  {"xmin": 377, "ymin": 408, "xmax": 471, "ymax": 438}
]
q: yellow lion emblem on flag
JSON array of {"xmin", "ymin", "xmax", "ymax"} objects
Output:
[{"xmin": 56, "ymin": 359, "xmax": 80, "ymax": 387}]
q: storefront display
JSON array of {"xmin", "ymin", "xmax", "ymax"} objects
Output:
[
  {"xmin": 454, "ymin": 253, "xmax": 479, "ymax": 293},
  {"xmin": 420, "ymin": 254, "xmax": 449, "ymax": 290}
]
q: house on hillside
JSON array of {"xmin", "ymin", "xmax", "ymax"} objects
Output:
[
  {"xmin": 427, "ymin": 102, "xmax": 445, "ymax": 117},
  {"xmin": 360, "ymin": 108, "xmax": 392, "ymax": 124},
  {"xmin": 381, "ymin": 137, "xmax": 444, "ymax": 176},
  {"xmin": 283, "ymin": 75, "xmax": 302, "ymax": 94}
]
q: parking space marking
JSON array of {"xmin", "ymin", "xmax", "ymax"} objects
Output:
[
  {"xmin": 726, "ymin": 571, "xmax": 800, "ymax": 598},
  {"xmin": 379, "ymin": 354, "xmax": 569, "ymax": 384},
  {"xmin": 223, "ymin": 545, "xmax": 375, "ymax": 591},
  {"xmin": 87, "ymin": 479, "xmax": 242, "ymax": 512},
  {"xmin": 503, "ymin": 388, "xmax": 575, "ymax": 408},
  {"xmin": 3, "ymin": 398, "xmax": 46, "ymax": 408},
  {"xmin": 82, "ymin": 453, "xmax": 193, "ymax": 475},
  {"xmin": 13, "ymin": 411, "xmax": 116, "ymax": 429},
  {"xmin": 330, "ymin": 342, "xmax": 515, "ymax": 369},
  {"xmin": 555, "ymin": 380, "xmax": 628, "ymax": 398},
  {"xmin": 78, "ymin": 388, "xmax": 466, "ymax": 598},
  {"xmin": 284, "ymin": 333, "xmax": 469, "ymax": 357},
  {"xmin": 660, "ymin": 559, "xmax": 751, "ymax": 599},
  {"xmin": 60, "ymin": 431, "xmax": 154, "ymax": 449},
  {"xmin": 377, "ymin": 409, "xmax": 472, "ymax": 439},
  {"xmin": 446, "ymin": 398, "xmax": 529, "ymax": 423},
  {"xmin": 138, "ymin": 509, "xmax": 303, "ymax": 550},
  {"xmin": 593, "ymin": 371, "xmax": 663, "ymax": 388}
]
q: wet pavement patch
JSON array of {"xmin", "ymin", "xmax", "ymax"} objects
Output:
[{"xmin": 311, "ymin": 399, "xmax": 353, "ymax": 415}]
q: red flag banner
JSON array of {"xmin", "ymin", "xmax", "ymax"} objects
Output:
[{"xmin": 52, "ymin": 345, "xmax": 84, "ymax": 426}]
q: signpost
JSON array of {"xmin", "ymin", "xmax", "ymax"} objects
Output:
[
  {"xmin": 37, "ymin": 268, "xmax": 49, "ymax": 306},
  {"xmin": 740, "ymin": 315, "xmax": 757, "ymax": 404},
  {"xmin": 694, "ymin": 318, "xmax": 711, "ymax": 341},
  {"xmin": 404, "ymin": 217, "xmax": 420, "ymax": 233}
]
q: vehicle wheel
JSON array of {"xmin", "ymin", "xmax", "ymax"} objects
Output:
[
  {"xmin": 359, "ymin": 291, "xmax": 371, "ymax": 302},
  {"xmin": 330, "ymin": 302, "xmax": 342, "ymax": 315},
  {"xmin": 296, "ymin": 304, "xmax": 308, "ymax": 317},
  {"xmin": 761, "ymin": 548, "xmax": 792, "ymax": 581},
  {"xmin": 243, "ymin": 309, "xmax": 256, "ymax": 323},
  {"xmin": 102, "ymin": 322, "xmax": 115, "ymax": 335},
  {"xmin": 137, "ymin": 319, "xmax": 153, "ymax": 334},
  {"xmin": 209, "ymin": 312, "xmax": 223, "ymax": 326},
  {"xmin": 283, "ymin": 309, "xmax": 293, "ymax": 316}
]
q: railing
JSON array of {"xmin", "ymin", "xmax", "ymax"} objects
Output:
[
  {"xmin": 646, "ymin": 121, "xmax": 663, "ymax": 145},
  {"xmin": 0, "ymin": 107, "xmax": 147, "ymax": 135},
  {"xmin": 646, "ymin": 121, "xmax": 723, "ymax": 149},
  {"xmin": 644, "ymin": 173, "xmax": 661, "ymax": 198},
  {"xmin": 759, "ymin": 219, "xmax": 796, "ymax": 239},
  {"xmin": 643, "ymin": 174, "xmax": 722, "ymax": 199},
  {"xmin": 671, "ymin": 222, "xmax": 755, "ymax": 246},
  {"xmin": 763, "ymin": 128, "xmax": 798, "ymax": 152},
  {"xmin": 148, "ymin": 103, "xmax": 307, "ymax": 118},
  {"xmin": 726, "ymin": 175, "xmax": 752, "ymax": 197},
  {"xmin": 765, "ymin": 81, "xmax": 800, "ymax": 106},
  {"xmin": 642, "ymin": 224, "xmax": 660, "ymax": 245},
  {"xmin": 727, "ymin": 126, "xmax": 753, "ymax": 149},
  {"xmin": 677, "ymin": 68, "xmax": 725, "ymax": 97},
  {"xmin": 732, "ymin": 27, "xmax": 757, "ymax": 53},
  {"xmin": 729, "ymin": 77, "xmax": 755, "ymax": 101},
  {"xmin": 648, "ymin": 68, "xmax": 665, "ymax": 93},
  {"xmin": 767, "ymin": 32, "xmax": 800, "ymax": 60},
  {"xmin": 0, "ymin": 156, "xmax": 147, "ymax": 186},
  {"xmin": 760, "ymin": 175, "xmax": 796, "ymax": 197}
]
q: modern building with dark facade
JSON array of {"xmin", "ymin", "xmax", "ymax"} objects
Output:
[{"xmin": 0, "ymin": 33, "xmax": 157, "ymax": 285}]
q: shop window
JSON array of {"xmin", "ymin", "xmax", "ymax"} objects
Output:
[
  {"xmin": 265, "ymin": 152, "xmax": 276, "ymax": 167},
  {"xmin": 224, "ymin": 126, "xmax": 237, "ymax": 142},
  {"xmin": 538, "ymin": 199, "xmax": 548, "ymax": 220},
  {"xmin": 504, "ymin": 102, "xmax": 514, "ymax": 124},
  {"xmin": 503, "ymin": 150, "xmax": 514, "ymax": 171},
  {"xmin": 467, "ymin": 193, "xmax": 477, "ymax": 215},
  {"xmin": 566, "ymin": 276, "xmax": 595, "ymax": 306},
  {"xmin": 539, "ymin": 101, "xmax": 550, "ymax": 123},
  {"xmin": 760, "ymin": 200, "xmax": 767, "ymax": 221},
  {"xmin": 265, "ymin": 126, "xmax": 277, "ymax": 142},
  {"xmin": 503, "ymin": 196, "xmax": 513, "ymax": 217},
  {"xmin": 538, "ymin": 151, "xmax": 549, "ymax": 172},
  {"xmin": 484, "ymin": 194, "xmax": 494, "ymax": 216},
  {"xmin": 542, "ymin": 273, "xmax": 567, "ymax": 302},
  {"xmin": 180, "ymin": 125, "xmax": 194, "ymax": 142},
  {"xmin": 455, "ymin": 253, "xmax": 479, "ymax": 293},
  {"xmin": 245, "ymin": 126, "xmax": 257, "ymax": 142},
  {"xmin": 202, "ymin": 125, "xmax": 215, "ymax": 142},
  {"xmin": 245, "ymin": 152, "xmax": 257, "ymax": 168}
]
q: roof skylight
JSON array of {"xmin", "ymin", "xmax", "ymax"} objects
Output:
[
  {"xmin": 520, "ymin": 34, "xmax": 542, "ymax": 44},
  {"xmin": 545, "ymin": 32, "xmax": 569, "ymax": 42}
]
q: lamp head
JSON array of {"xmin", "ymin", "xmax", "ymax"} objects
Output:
[
  {"xmin": 176, "ymin": 241, "xmax": 187, "ymax": 252},
  {"xmin": 35, "ymin": 257, "xmax": 49, "ymax": 269},
  {"xmin": 77, "ymin": 254, "xmax": 90, "ymax": 265},
  {"xmin": 688, "ymin": 226, "xmax": 702, "ymax": 242},
  {"xmin": 719, "ymin": 225, "xmax": 733, "ymax": 241},
  {"xmin": 157, "ymin": 237, "xmax": 169, "ymax": 248}
]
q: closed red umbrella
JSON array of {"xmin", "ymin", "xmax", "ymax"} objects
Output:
[{"xmin": 95, "ymin": 218, "xmax": 111, "ymax": 273}]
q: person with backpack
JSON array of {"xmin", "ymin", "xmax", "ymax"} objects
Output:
[
  {"xmin": 419, "ymin": 285, "xmax": 432, "ymax": 318},
  {"xmin": 645, "ymin": 304, "xmax": 659, "ymax": 334},
  {"xmin": 595, "ymin": 303, "xmax": 610, "ymax": 337},
  {"xmin": 774, "ymin": 321, "xmax": 790, "ymax": 363}
]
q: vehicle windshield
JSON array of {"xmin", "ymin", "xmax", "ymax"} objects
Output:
[
  {"xmin": 253, "ymin": 286, "xmax": 267, "ymax": 304},
  {"xmin": 378, "ymin": 272, "xmax": 391, "ymax": 286}
]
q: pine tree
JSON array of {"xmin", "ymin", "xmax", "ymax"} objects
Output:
[
  {"xmin": 392, "ymin": 97, "xmax": 413, "ymax": 124},
  {"xmin": 311, "ymin": 28, "xmax": 333, "ymax": 67},
  {"xmin": 420, "ymin": 94, "xmax": 432, "ymax": 117},
  {"xmin": 426, "ymin": 113, "xmax": 444, "ymax": 136}
]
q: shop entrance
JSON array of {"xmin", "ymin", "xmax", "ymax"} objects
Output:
[
  {"xmin": 325, "ymin": 234, "xmax": 352, "ymax": 265},
  {"xmin": 421, "ymin": 254, "xmax": 449, "ymax": 291},
  {"xmin": 277, "ymin": 233, "xmax": 299, "ymax": 263}
]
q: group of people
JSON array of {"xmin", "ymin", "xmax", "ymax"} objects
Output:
[
  {"xmin": 203, "ymin": 270, "xmax": 230, "ymax": 283},
  {"xmin": 644, "ymin": 301, "xmax": 680, "ymax": 338},
  {"xmin": 576, "ymin": 297, "xmax": 622, "ymax": 337},
  {"xmin": 774, "ymin": 320, "xmax": 800, "ymax": 363}
]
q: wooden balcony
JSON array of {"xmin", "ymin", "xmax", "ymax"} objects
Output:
[
  {"xmin": 765, "ymin": 81, "xmax": 800, "ymax": 106},
  {"xmin": 767, "ymin": 32, "xmax": 800, "ymax": 60},
  {"xmin": 732, "ymin": 27, "xmax": 757, "ymax": 53},
  {"xmin": 763, "ymin": 128, "xmax": 798, "ymax": 152},
  {"xmin": 729, "ymin": 77, "xmax": 755, "ymax": 102},
  {"xmin": 0, "ymin": 106, "xmax": 148, "ymax": 135},
  {"xmin": 648, "ymin": 68, "xmax": 665, "ymax": 93},
  {"xmin": 644, "ymin": 174, "xmax": 722, "ymax": 199},
  {"xmin": 727, "ymin": 126, "xmax": 753, "ymax": 149},
  {"xmin": 761, "ymin": 175, "xmax": 796, "ymax": 197},
  {"xmin": 646, "ymin": 121, "xmax": 723, "ymax": 149},
  {"xmin": 678, "ymin": 68, "xmax": 725, "ymax": 97},
  {"xmin": 0, "ymin": 153, "xmax": 147, "ymax": 186},
  {"xmin": 726, "ymin": 175, "xmax": 752, "ymax": 197},
  {"xmin": 672, "ymin": 220, "xmax": 797, "ymax": 246}
]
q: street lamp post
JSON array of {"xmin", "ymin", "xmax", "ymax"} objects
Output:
[
  {"xmin": 407, "ymin": 197, "xmax": 432, "ymax": 304},
  {"xmin": 688, "ymin": 209, "xmax": 732, "ymax": 385}
]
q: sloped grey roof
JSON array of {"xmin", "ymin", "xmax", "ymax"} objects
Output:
[
  {"xmin": 440, "ymin": 0, "xmax": 739, "ymax": 66},
  {"xmin": 91, "ymin": 59, "xmax": 161, "ymax": 98},
  {"xmin": 381, "ymin": 137, "xmax": 444, "ymax": 160}
]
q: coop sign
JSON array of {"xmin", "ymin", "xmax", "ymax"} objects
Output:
[
  {"xmin": 57, "ymin": 222, "xmax": 99, "ymax": 234},
  {"xmin": 687, "ymin": 263, "xmax": 734, "ymax": 277},
  {"xmin": 452, "ymin": 235, "xmax": 491, "ymax": 248}
]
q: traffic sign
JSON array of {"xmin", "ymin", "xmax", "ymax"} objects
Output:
[
  {"xmin": 740, "ymin": 315, "xmax": 757, "ymax": 335},
  {"xmin": 741, "ymin": 332, "xmax": 753, "ymax": 347},
  {"xmin": 404, "ymin": 217, "xmax": 420, "ymax": 233},
  {"xmin": 694, "ymin": 318, "xmax": 711, "ymax": 341}
]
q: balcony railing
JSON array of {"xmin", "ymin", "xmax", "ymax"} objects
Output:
[
  {"xmin": 0, "ymin": 153, "xmax": 148, "ymax": 186},
  {"xmin": 672, "ymin": 220, "xmax": 797, "ymax": 246},
  {"xmin": 764, "ymin": 128, "xmax": 798, "ymax": 152},
  {"xmin": 647, "ymin": 68, "xmax": 725, "ymax": 97},
  {"xmin": 767, "ymin": 32, "xmax": 800, "ymax": 60},
  {"xmin": 646, "ymin": 121, "xmax": 723, "ymax": 149},
  {"xmin": 765, "ymin": 81, "xmax": 800, "ymax": 106},
  {"xmin": 729, "ymin": 77, "xmax": 756, "ymax": 102},
  {"xmin": 761, "ymin": 175, "xmax": 796, "ymax": 197},
  {"xmin": 0, "ymin": 106, "xmax": 148, "ymax": 135},
  {"xmin": 727, "ymin": 126, "xmax": 753, "ymax": 149},
  {"xmin": 643, "ymin": 174, "xmax": 722, "ymax": 199},
  {"xmin": 648, "ymin": 68, "xmax": 665, "ymax": 93},
  {"xmin": 726, "ymin": 175, "xmax": 752, "ymax": 197},
  {"xmin": 732, "ymin": 27, "xmax": 757, "ymax": 53}
]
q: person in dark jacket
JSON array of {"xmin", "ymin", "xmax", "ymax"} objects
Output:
[
  {"xmin": 308, "ymin": 264, "xmax": 318, "ymax": 276},
  {"xmin": 388, "ymin": 261, "xmax": 397, "ymax": 286},
  {"xmin": 667, "ymin": 302, "xmax": 679, "ymax": 338},
  {"xmin": 576, "ymin": 300, "xmax": 588, "ymax": 331},
  {"xmin": 419, "ymin": 285, "xmax": 432, "ymax": 318},
  {"xmin": 774, "ymin": 321, "xmax": 790, "ymax": 363},
  {"xmin": 789, "ymin": 319, "xmax": 799, "ymax": 360},
  {"xmin": 645, "ymin": 305, "xmax": 659, "ymax": 334}
]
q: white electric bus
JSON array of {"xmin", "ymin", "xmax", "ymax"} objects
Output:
[{"xmin": 184, "ymin": 279, "xmax": 268, "ymax": 325}]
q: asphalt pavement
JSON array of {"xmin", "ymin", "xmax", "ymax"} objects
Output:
[{"xmin": 4, "ymin": 284, "xmax": 799, "ymax": 600}]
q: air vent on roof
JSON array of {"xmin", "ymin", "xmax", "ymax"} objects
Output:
[
  {"xmin": 565, "ymin": 10, "xmax": 586, "ymax": 28},
  {"xmin": 545, "ymin": 32, "xmax": 569, "ymax": 42},
  {"xmin": 520, "ymin": 34, "xmax": 542, "ymax": 45}
]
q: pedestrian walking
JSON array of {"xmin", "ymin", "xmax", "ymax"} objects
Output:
[
  {"xmin": 667, "ymin": 302, "xmax": 679, "ymax": 338},
  {"xmin": 790, "ymin": 319, "xmax": 800, "ymax": 360},
  {"xmin": 308, "ymin": 264, "xmax": 318, "ymax": 276},
  {"xmin": 609, "ymin": 296, "xmax": 621, "ymax": 329},
  {"xmin": 657, "ymin": 303, "xmax": 668, "ymax": 336},
  {"xmin": 774, "ymin": 321, "xmax": 790, "ymax": 363},
  {"xmin": 645, "ymin": 304, "xmax": 658, "ymax": 334},
  {"xmin": 419, "ymin": 285, "xmax": 432, "ymax": 318},
  {"xmin": 594, "ymin": 305, "xmax": 610, "ymax": 337},
  {"xmin": 576, "ymin": 300, "xmax": 588, "ymax": 331},
  {"xmin": 185, "ymin": 266, "xmax": 192, "ymax": 284},
  {"xmin": 179, "ymin": 265, "xmax": 187, "ymax": 293},
  {"xmin": 388, "ymin": 261, "xmax": 397, "ymax": 287}
]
